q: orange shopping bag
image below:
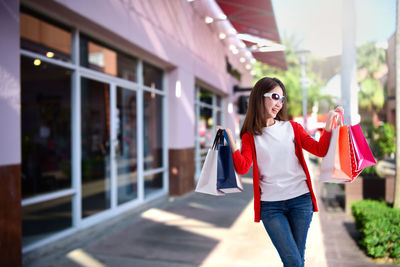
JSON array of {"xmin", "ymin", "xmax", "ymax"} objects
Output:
[{"xmin": 320, "ymin": 113, "xmax": 357, "ymax": 183}]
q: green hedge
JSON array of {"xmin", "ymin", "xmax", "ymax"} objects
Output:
[{"xmin": 351, "ymin": 200, "xmax": 400, "ymax": 262}]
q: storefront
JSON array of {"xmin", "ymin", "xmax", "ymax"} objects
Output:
[{"xmin": 0, "ymin": 0, "xmax": 285, "ymax": 265}]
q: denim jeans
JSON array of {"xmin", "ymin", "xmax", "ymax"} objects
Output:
[{"xmin": 260, "ymin": 192, "xmax": 313, "ymax": 267}]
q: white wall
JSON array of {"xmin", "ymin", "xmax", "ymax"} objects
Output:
[{"xmin": 0, "ymin": 0, "xmax": 21, "ymax": 166}]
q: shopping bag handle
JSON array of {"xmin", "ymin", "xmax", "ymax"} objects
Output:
[
  {"xmin": 212, "ymin": 130, "xmax": 221, "ymax": 150},
  {"xmin": 212, "ymin": 129, "xmax": 225, "ymax": 150},
  {"xmin": 337, "ymin": 110, "xmax": 352, "ymax": 126},
  {"xmin": 331, "ymin": 110, "xmax": 344, "ymax": 129},
  {"xmin": 222, "ymin": 130, "xmax": 231, "ymax": 147},
  {"xmin": 211, "ymin": 129, "xmax": 232, "ymax": 150}
]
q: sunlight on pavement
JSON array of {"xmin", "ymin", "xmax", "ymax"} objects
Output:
[
  {"xmin": 66, "ymin": 248, "xmax": 105, "ymax": 267},
  {"xmin": 306, "ymin": 154, "xmax": 328, "ymax": 267},
  {"xmin": 140, "ymin": 173, "xmax": 327, "ymax": 267},
  {"xmin": 306, "ymin": 213, "xmax": 328, "ymax": 267},
  {"xmin": 199, "ymin": 197, "xmax": 327, "ymax": 267},
  {"xmin": 199, "ymin": 199, "xmax": 283, "ymax": 267},
  {"xmin": 141, "ymin": 208, "xmax": 227, "ymax": 240},
  {"xmin": 188, "ymin": 202, "xmax": 217, "ymax": 211},
  {"xmin": 241, "ymin": 177, "xmax": 253, "ymax": 184}
]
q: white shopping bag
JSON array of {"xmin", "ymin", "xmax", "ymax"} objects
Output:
[
  {"xmin": 320, "ymin": 125, "xmax": 352, "ymax": 183},
  {"xmin": 195, "ymin": 148, "xmax": 225, "ymax": 196},
  {"xmin": 216, "ymin": 131, "xmax": 243, "ymax": 193}
]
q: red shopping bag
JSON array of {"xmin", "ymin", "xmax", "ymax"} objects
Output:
[
  {"xmin": 349, "ymin": 124, "xmax": 376, "ymax": 171},
  {"xmin": 348, "ymin": 131, "xmax": 362, "ymax": 180},
  {"xmin": 321, "ymin": 111, "xmax": 375, "ymax": 183},
  {"xmin": 320, "ymin": 116, "xmax": 354, "ymax": 183}
]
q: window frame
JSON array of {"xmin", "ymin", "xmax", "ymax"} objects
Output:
[
  {"xmin": 20, "ymin": 9, "xmax": 168, "ymax": 253},
  {"xmin": 194, "ymin": 86, "xmax": 224, "ymax": 181}
]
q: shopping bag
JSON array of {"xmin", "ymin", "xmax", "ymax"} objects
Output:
[
  {"xmin": 349, "ymin": 132, "xmax": 362, "ymax": 180},
  {"xmin": 349, "ymin": 124, "xmax": 376, "ymax": 171},
  {"xmin": 216, "ymin": 130, "xmax": 243, "ymax": 193},
  {"xmin": 195, "ymin": 131, "xmax": 225, "ymax": 196},
  {"xmin": 320, "ymin": 114, "xmax": 354, "ymax": 183}
]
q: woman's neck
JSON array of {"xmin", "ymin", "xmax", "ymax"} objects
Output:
[{"xmin": 265, "ymin": 118, "xmax": 275, "ymax": 127}]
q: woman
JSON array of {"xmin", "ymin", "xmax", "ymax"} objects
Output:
[{"xmin": 220, "ymin": 77, "xmax": 342, "ymax": 267}]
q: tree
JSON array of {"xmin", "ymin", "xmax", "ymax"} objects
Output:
[
  {"xmin": 358, "ymin": 78, "xmax": 384, "ymax": 112},
  {"xmin": 356, "ymin": 42, "xmax": 386, "ymax": 124},
  {"xmin": 253, "ymin": 33, "xmax": 331, "ymax": 119},
  {"xmin": 357, "ymin": 42, "xmax": 386, "ymax": 74}
]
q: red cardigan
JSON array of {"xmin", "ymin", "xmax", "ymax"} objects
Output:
[{"xmin": 232, "ymin": 121, "xmax": 332, "ymax": 222}]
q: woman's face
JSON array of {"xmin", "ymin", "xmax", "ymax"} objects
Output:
[{"xmin": 264, "ymin": 86, "xmax": 284, "ymax": 119}]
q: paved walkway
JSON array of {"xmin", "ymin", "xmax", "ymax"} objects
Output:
[{"xmin": 25, "ymin": 159, "xmax": 396, "ymax": 267}]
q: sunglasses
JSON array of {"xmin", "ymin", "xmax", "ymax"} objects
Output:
[{"xmin": 264, "ymin": 92, "xmax": 286, "ymax": 104}]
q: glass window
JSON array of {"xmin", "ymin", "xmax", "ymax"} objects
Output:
[
  {"xmin": 199, "ymin": 107, "xmax": 213, "ymax": 150},
  {"xmin": 22, "ymin": 196, "xmax": 72, "ymax": 246},
  {"xmin": 144, "ymin": 172, "xmax": 163, "ymax": 196},
  {"xmin": 199, "ymin": 88, "xmax": 212, "ymax": 105},
  {"xmin": 20, "ymin": 13, "xmax": 71, "ymax": 62},
  {"xmin": 143, "ymin": 92, "xmax": 163, "ymax": 171},
  {"xmin": 216, "ymin": 110, "xmax": 222, "ymax": 126},
  {"xmin": 117, "ymin": 53, "xmax": 137, "ymax": 82},
  {"xmin": 21, "ymin": 56, "xmax": 72, "ymax": 199},
  {"xmin": 195, "ymin": 87, "xmax": 223, "ymax": 180},
  {"xmin": 116, "ymin": 87, "xmax": 138, "ymax": 204},
  {"xmin": 80, "ymin": 35, "xmax": 137, "ymax": 82},
  {"xmin": 143, "ymin": 63, "xmax": 163, "ymax": 89},
  {"xmin": 81, "ymin": 78, "xmax": 111, "ymax": 218},
  {"xmin": 216, "ymin": 95, "xmax": 222, "ymax": 107}
]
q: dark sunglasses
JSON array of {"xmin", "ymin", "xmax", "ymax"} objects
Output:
[{"xmin": 263, "ymin": 92, "xmax": 286, "ymax": 104}]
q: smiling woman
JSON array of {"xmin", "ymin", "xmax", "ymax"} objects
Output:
[{"xmin": 219, "ymin": 76, "xmax": 343, "ymax": 267}]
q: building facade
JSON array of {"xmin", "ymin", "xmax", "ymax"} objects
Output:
[{"xmin": 0, "ymin": 0, "xmax": 284, "ymax": 265}]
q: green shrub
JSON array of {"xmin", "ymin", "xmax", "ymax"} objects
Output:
[
  {"xmin": 362, "ymin": 165, "xmax": 377, "ymax": 177},
  {"xmin": 361, "ymin": 121, "xmax": 395, "ymax": 160},
  {"xmin": 351, "ymin": 200, "xmax": 400, "ymax": 262}
]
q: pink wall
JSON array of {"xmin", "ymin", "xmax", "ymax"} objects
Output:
[{"xmin": 41, "ymin": 0, "xmax": 253, "ymax": 148}]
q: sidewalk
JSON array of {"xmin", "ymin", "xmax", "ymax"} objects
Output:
[
  {"xmin": 25, "ymin": 163, "xmax": 394, "ymax": 267},
  {"xmin": 310, "ymin": 158, "xmax": 395, "ymax": 267}
]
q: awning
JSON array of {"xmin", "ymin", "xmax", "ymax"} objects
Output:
[{"xmin": 216, "ymin": 0, "xmax": 287, "ymax": 70}]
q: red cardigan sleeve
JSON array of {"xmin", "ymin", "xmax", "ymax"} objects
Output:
[
  {"xmin": 232, "ymin": 132, "xmax": 253, "ymax": 175},
  {"xmin": 295, "ymin": 122, "xmax": 332, "ymax": 157}
]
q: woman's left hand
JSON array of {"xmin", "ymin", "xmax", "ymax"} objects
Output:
[{"xmin": 325, "ymin": 106, "xmax": 344, "ymax": 132}]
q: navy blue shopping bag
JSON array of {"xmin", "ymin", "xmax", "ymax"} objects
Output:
[{"xmin": 216, "ymin": 130, "xmax": 243, "ymax": 193}]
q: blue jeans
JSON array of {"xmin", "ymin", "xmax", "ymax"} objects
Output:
[{"xmin": 260, "ymin": 192, "xmax": 313, "ymax": 267}]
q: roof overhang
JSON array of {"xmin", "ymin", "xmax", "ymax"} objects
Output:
[{"xmin": 216, "ymin": 0, "xmax": 287, "ymax": 70}]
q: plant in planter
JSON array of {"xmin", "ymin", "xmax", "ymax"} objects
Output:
[
  {"xmin": 360, "ymin": 122, "xmax": 395, "ymax": 174},
  {"xmin": 351, "ymin": 200, "xmax": 400, "ymax": 264},
  {"xmin": 346, "ymin": 122, "xmax": 395, "ymax": 211}
]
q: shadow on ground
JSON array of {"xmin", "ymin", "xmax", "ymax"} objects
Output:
[{"xmin": 84, "ymin": 171, "xmax": 255, "ymax": 265}]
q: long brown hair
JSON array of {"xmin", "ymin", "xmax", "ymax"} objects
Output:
[{"xmin": 240, "ymin": 77, "xmax": 288, "ymax": 138}]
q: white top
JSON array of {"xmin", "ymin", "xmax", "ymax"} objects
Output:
[{"xmin": 254, "ymin": 120, "xmax": 309, "ymax": 201}]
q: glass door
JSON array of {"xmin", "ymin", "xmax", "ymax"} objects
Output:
[
  {"xmin": 115, "ymin": 87, "xmax": 138, "ymax": 204},
  {"xmin": 81, "ymin": 77, "xmax": 111, "ymax": 218}
]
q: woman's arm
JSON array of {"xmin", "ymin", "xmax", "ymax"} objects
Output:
[
  {"xmin": 298, "ymin": 126, "xmax": 331, "ymax": 157},
  {"xmin": 299, "ymin": 106, "xmax": 343, "ymax": 157},
  {"xmin": 232, "ymin": 133, "xmax": 253, "ymax": 175},
  {"xmin": 216, "ymin": 127, "xmax": 253, "ymax": 175}
]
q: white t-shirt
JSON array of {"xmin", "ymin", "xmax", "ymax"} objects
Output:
[{"xmin": 254, "ymin": 120, "xmax": 309, "ymax": 201}]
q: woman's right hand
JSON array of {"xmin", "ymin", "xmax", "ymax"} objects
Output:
[
  {"xmin": 325, "ymin": 106, "xmax": 344, "ymax": 132},
  {"xmin": 216, "ymin": 126, "xmax": 237, "ymax": 152}
]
